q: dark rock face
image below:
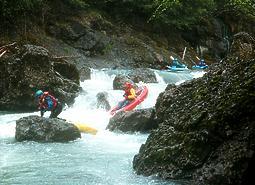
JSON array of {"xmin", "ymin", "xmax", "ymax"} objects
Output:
[
  {"xmin": 112, "ymin": 68, "xmax": 156, "ymax": 90},
  {"xmin": 107, "ymin": 108, "xmax": 157, "ymax": 133},
  {"xmin": 181, "ymin": 18, "xmax": 230, "ymax": 61},
  {"xmin": 0, "ymin": 44, "xmax": 80, "ymax": 111},
  {"xmin": 79, "ymin": 66, "xmax": 91, "ymax": 81},
  {"xmin": 133, "ymin": 33, "xmax": 255, "ymax": 185},
  {"xmin": 53, "ymin": 58, "xmax": 80, "ymax": 84},
  {"xmin": 15, "ymin": 115, "xmax": 81, "ymax": 142},
  {"xmin": 128, "ymin": 68, "xmax": 157, "ymax": 83},
  {"xmin": 45, "ymin": 12, "xmax": 199, "ymax": 70},
  {"xmin": 48, "ymin": 20, "xmax": 110, "ymax": 57}
]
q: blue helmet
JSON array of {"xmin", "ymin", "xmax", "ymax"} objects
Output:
[{"xmin": 35, "ymin": 90, "xmax": 43, "ymax": 98}]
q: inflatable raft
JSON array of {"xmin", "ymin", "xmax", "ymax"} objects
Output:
[
  {"xmin": 192, "ymin": 65, "xmax": 208, "ymax": 70},
  {"xmin": 110, "ymin": 86, "xmax": 148, "ymax": 116},
  {"xmin": 165, "ymin": 65, "xmax": 189, "ymax": 72}
]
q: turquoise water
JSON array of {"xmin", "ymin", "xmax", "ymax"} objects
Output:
[
  {"xmin": 0, "ymin": 69, "xmax": 203, "ymax": 185},
  {"xmin": 1, "ymin": 132, "xmax": 171, "ymax": 185}
]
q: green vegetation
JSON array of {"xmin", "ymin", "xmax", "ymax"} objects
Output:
[
  {"xmin": 0, "ymin": 0, "xmax": 42, "ymax": 21},
  {"xmin": 215, "ymin": 0, "xmax": 255, "ymax": 17},
  {"xmin": 0, "ymin": 0, "xmax": 87, "ymax": 25},
  {"xmin": 89, "ymin": 0, "xmax": 254, "ymax": 28},
  {"xmin": 150, "ymin": 0, "xmax": 216, "ymax": 29},
  {"xmin": 0, "ymin": 0, "xmax": 254, "ymax": 30}
]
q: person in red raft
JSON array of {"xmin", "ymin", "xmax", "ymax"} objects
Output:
[
  {"xmin": 35, "ymin": 90, "xmax": 63, "ymax": 118},
  {"xmin": 112, "ymin": 82, "xmax": 136, "ymax": 113}
]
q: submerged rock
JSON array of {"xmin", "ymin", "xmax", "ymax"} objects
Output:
[
  {"xmin": 96, "ymin": 91, "xmax": 111, "ymax": 111},
  {"xmin": 107, "ymin": 108, "xmax": 157, "ymax": 133},
  {"xmin": 133, "ymin": 33, "xmax": 255, "ymax": 184},
  {"xmin": 15, "ymin": 115, "xmax": 81, "ymax": 142}
]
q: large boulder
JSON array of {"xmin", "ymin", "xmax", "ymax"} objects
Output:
[
  {"xmin": 0, "ymin": 44, "xmax": 80, "ymax": 111},
  {"xmin": 230, "ymin": 32, "xmax": 255, "ymax": 61},
  {"xmin": 133, "ymin": 33, "xmax": 255, "ymax": 184},
  {"xmin": 128, "ymin": 68, "xmax": 157, "ymax": 83},
  {"xmin": 15, "ymin": 116, "xmax": 81, "ymax": 142},
  {"xmin": 112, "ymin": 74, "xmax": 135, "ymax": 90},
  {"xmin": 106, "ymin": 108, "xmax": 157, "ymax": 133},
  {"xmin": 53, "ymin": 58, "xmax": 80, "ymax": 84}
]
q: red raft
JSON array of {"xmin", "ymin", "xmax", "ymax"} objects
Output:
[{"xmin": 110, "ymin": 86, "xmax": 148, "ymax": 116}]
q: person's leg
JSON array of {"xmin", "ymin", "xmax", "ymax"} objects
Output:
[
  {"xmin": 50, "ymin": 102, "xmax": 63, "ymax": 118},
  {"xmin": 117, "ymin": 100, "xmax": 125, "ymax": 110},
  {"xmin": 118, "ymin": 99, "xmax": 131, "ymax": 109},
  {"xmin": 122, "ymin": 100, "xmax": 130, "ymax": 107}
]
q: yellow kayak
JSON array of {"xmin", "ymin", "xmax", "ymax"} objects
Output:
[{"xmin": 73, "ymin": 122, "xmax": 98, "ymax": 135}]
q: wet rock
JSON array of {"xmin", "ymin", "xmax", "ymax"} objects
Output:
[
  {"xmin": 0, "ymin": 44, "xmax": 80, "ymax": 111},
  {"xmin": 128, "ymin": 68, "xmax": 157, "ymax": 83},
  {"xmin": 112, "ymin": 75, "xmax": 135, "ymax": 90},
  {"xmin": 181, "ymin": 17, "xmax": 230, "ymax": 61},
  {"xmin": 229, "ymin": 32, "xmax": 255, "ymax": 61},
  {"xmin": 53, "ymin": 58, "xmax": 80, "ymax": 84},
  {"xmin": 79, "ymin": 66, "xmax": 91, "ymax": 81},
  {"xmin": 133, "ymin": 33, "xmax": 255, "ymax": 185},
  {"xmin": 48, "ymin": 20, "xmax": 110, "ymax": 56},
  {"xmin": 15, "ymin": 115, "xmax": 81, "ymax": 142},
  {"xmin": 96, "ymin": 91, "xmax": 111, "ymax": 111},
  {"xmin": 107, "ymin": 108, "xmax": 157, "ymax": 133}
]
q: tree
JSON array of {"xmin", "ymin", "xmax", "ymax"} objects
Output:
[
  {"xmin": 150, "ymin": 0, "xmax": 216, "ymax": 29},
  {"xmin": 215, "ymin": 0, "xmax": 255, "ymax": 18}
]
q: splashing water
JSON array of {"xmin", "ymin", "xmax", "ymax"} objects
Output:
[{"xmin": 0, "ymin": 69, "xmax": 204, "ymax": 185}]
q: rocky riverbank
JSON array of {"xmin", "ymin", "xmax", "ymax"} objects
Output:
[{"xmin": 132, "ymin": 33, "xmax": 255, "ymax": 185}]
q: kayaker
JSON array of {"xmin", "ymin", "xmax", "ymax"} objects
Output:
[
  {"xmin": 116, "ymin": 82, "xmax": 136, "ymax": 111},
  {"xmin": 198, "ymin": 59, "xmax": 206, "ymax": 66},
  {"xmin": 172, "ymin": 58, "xmax": 185, "ymax": 68},
  {"xmin": 35, "ymin": 90, "xmax": 63, "ymax": 118}
]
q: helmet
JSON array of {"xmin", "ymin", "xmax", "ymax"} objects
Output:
[
  {"xmin": 35, "ymin": 90, "xmax": 43, "ymax": 98},
  {"xmin": 124, "ymin": 82, "xmax": 132, "ymax": 88}
]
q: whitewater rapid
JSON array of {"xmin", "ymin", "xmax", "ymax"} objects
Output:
[{"xmin": 0, "ymin": 69, "xmax": 205, "ymax": 185}]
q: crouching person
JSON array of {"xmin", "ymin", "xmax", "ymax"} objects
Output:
[{"xmin": 35, "ymin": 90, "xmax": 63, "ymax": 118}]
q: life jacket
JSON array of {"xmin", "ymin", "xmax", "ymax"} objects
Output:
[
  {"xmin": 38, "ymin": 92, "xmax": 57, "ymax": 110},
  {"xmin": 124, "ymin": 88, "xmax": 136, "ymax": 100}
]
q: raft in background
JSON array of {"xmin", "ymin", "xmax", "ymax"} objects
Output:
[
  {"xmin": 164, "ymin": 65, "xmax": 189, "ymax": 71},
  {"xmin": 192, "ymin": 65, "xmax": 208, "ymax": 70}
]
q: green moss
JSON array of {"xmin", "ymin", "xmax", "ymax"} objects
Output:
[{"xmin": 102, "ymin": 42, "xmax": 113, "ymax": 54}]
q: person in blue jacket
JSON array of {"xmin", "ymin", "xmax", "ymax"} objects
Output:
[
  {"xmin": 35, "ymin": 90, "xmax": 63, "ymax": 118},
  {"xmin": 172, "ymin": 58, "xmax": 186, "ymax": 68},
  {"xmin": 198, "ymin": 59, "xmax": 206, "ymax": 66}
]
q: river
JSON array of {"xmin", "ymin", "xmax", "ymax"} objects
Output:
[{"xmin": 0, "ymin": 69, "xmax": 204, "ymax": 185}]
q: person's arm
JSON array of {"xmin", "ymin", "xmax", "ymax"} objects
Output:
[{"xmin": 127, "ymin": 88, "xmax": 136, "ymax": 100}]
